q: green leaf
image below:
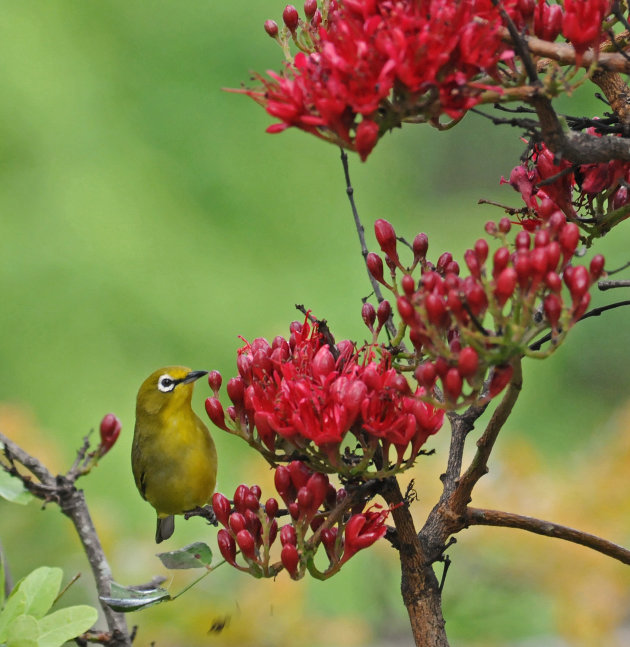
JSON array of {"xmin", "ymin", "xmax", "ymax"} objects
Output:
[
  {"xmin": 5, "ymin": 614, "xmax": 39, "ymax": 647},
  {"xmin": 12, "ymin": 567, "xmax": 62, "ymax": 620},
  {"xmin": 156, "ymin": 542, "xmax": 213, "ymax": 570},
  {"xmin": 37, "ymin": 605, "xmax": 97, "ymax": 647},
  {"xmin": 0, "ymin": 470, "xmax": 32, "ymax": 505},
  {"xmin": 100, "ymin": 581, "xmax": 170, "ymax": 612},
  {"xmin": 0, "ymin": 586, "xmax": 28, "ymax": 641}
]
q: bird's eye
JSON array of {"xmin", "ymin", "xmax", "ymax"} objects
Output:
[{"xmin": 158, "ymin": 375, "xmax": 176, "ymax": 393}]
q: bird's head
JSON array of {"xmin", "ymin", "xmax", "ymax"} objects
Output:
[{"xmin": 136, "ymin": 366, "xmax": 208, "ymax": 416}]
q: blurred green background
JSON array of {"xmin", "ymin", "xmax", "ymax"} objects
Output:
[{"xmin": 1, "ymin": 2, "xmax": 630, "ymax": 646}]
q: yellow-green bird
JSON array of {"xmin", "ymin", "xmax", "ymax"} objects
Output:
[{"xmin": 132, "ymin": 366, "xmax": 218, "ymax": 543}]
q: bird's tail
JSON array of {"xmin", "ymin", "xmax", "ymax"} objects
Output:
[{"xmin": 156, "ymin": 515, "xmax": 175, "ymax": 543}]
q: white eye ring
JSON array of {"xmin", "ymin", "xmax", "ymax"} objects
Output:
[{"xmin": 158, "ymin": 374, "xmax": 176, "ymax": 393}]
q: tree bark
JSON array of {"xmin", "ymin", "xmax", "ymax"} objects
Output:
[{"xmin": 383, "ymin": 479, "xmax": 449, "ymax": 647}]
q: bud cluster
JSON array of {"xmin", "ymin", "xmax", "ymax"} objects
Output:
[
  {"xmin": 506, "ymin": 139, "xmax": 630, "ymax": 238},
  {"xmin": 205, "ymin": 317, "xmax": 444, "ymax": 479},
  {"xmin": 212, "ymin": 461, "xmax": 388, "ymax": 580},
  {"xmin": 367, "ymin": 214, "xmax": 604, "ymax": 408},
  {"xmin": 263, "ymin": 2, "xmax": 325, "ymax": 55}
]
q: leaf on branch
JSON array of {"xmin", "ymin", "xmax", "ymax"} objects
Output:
[
  {"xmin": 156, "ymin": 542, "xmax": 213, "ymax": 570},
  {"xmin": 37, "ymin": 605, "xmax": 98, "ymax": 647},
  {"xmin": 0, "ymin": 469, "xmax": 32, "ymax": 505},
  {"xmin": 100, "ymin": 581, "xmax": 171, "ymax": 612}
]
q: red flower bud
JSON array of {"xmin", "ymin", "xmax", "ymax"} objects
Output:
[
  {"xmin": 572, "ymin": 292, "xmax": 591, "ymax": 321},
  {"xmin": 485, "ymin": 221, "xmax": 497, "ymax": 235},
  {"xmin": 367, "ymin": 252, "xmax": 385, "ymax": 284},
  {"xmin": 543, "ymin": 294, "xmax": 563, "ymax": 328},
  {"xmin": 412, "ymin": 233, "xmax": 429, "ymax": 261},
  {"xmin": 274, "ymin": 465, "xmax": 295, "ymax": 504},
  {"xmin": 436, "ymin": 252, "xmax": 453, "ymax": 275},
  {"xmin": 465, "ymin": 281, "xmax": 488, "ymax": 316},
  {"xmin": 226, "ymin": 377, "xmax": 244, "ymax": 406},
  {"xmin": 376, "ymin": 300, "xmax": 391, "ymax": 328},
  {"xmin": 307, "ymin": 472, "xmax": 329, "ymax": 511},
  {"xmin": 303, "ymin": 0, "xmax": 317, "ymax": 18},
  {"xmin": 288, "ymin": 460, "xmax": 311, "ymax": 490},
  {"xmin": 281, "ymin": 543, "xmax": 300, "ymax": 576},
  {"xmin": 217, "ymin": 529, "xmax": 237, "ymax": 566},
  {"xmin": 457, "ymin": 347, "xmax": 479, "ymax": 378},
  {"xmin": 590, "ymin": 254, "xmax": 605, "ymax": 280},
  {"xmin": 492, "ymin": 247, "xmax": 510, "ymax": 277},
  {"xmin": 233, "ymin": 484, "xmax": 249, "ymax": 513},
  {"xmin": 212, "ymin": 492, "xmax": 232, "ymax": 527},
  {"xmin": 207, "ymin": 370, "xmax": 222, "ymax": 394},
  {"xmin": 444, "ymin": 368, "xmax": 463, "ymax": 400},
  {"xmin": 297, "ymin": 487, "xmax": 313, "ymax": 517},
  {"xmin": 229, "ymin": 512, "xmax": 247, "ymax": 534},
  {"xmin": 401, "ymin": 274, "xmax": 415, "ymax": 296},
  {"xmin": 321, "ymin": 527, "xmax": 338, "ymax": 560},
  {"xmin": 312, "ymin": 345, "xmax": 335, "ymax": 382},
  {"xmin": 99, "ymin": 413, "xmax": 121, "ymax": 455},
  {"xmin": 464, "ymin": 249, "xmax": 481, "ymax": 278},
  {"xmin": 236, "ymin": 529, "xmax": 256, "ymax": 560},
  {"xmin": 498, "ymin": 217, "xmax": 511, "ymax": 234},
  {"xmin": 236, "ymin": 352, "xmax": 253, "ymax": 381},
  {"xmin": 534, "ymin": 1, "xmax": 562, "ymax": 41},
  {"xmin": 264, "ymin": 19, "xmax": 279, "ymax": 37},
  {"xmin": 494, "ymin": 267, "xmax": 518, "ymax": 306},
  {"xmin": 425, "ymin": 293, "xmax": 447, "ymax": 327},
  {"xmin": 559, "ymin": 223, "xmax": 580, "ymax": 256},
  {"xmin": 474, "ymin": 238, "xmax": 489, "ymax": 265},
  {"xmin": 565, "ymin": 264, "xmax": 590, "ymax": 302},
  {"xmin": 362, "ymin": 302, "xmax": 376, "ymax": 330},
  {"xmin": 545, "ymin": 271, "xmax": 562, "ymax": 292},
  {"xmin": 397, "ymin": 296, "xmax": 417, "ymax": 326},
  {"xmin": 282, "ymin": 4, "xmax": 299, "ymax": 30},
  {"xmin": 415, "ymin": 362, "xmax": 437, "ymax": 389},
  {"xmin": 265, "ymin": 498, "xmax": 279, "ymax": 518},
  {"xmin": 546, "ymin": 241, "xmax": 561, "ymax": 272},
  {"xmin": 374, "ymin": 219, "xmax": 398, "ymax": 263},
  {"xmin": 280, "ymin": 524, "xmax": 297, "ymax": 546},
  {"xmin": 205, "ymin": 397, "xmax": 228, "ymax": 431},
  {"xmin": 515, "ymin": 230, "xmax": 530, "ymax": 251},
  {"xmin": 268, "ymin": 518, "xmax": 278, "ymax": 545},
  {"xmin": 534, "ymin": 229, "xmax": 550, "ymax": 248}
]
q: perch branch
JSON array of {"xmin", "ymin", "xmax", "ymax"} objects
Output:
[
  {"xmin": 466, "ymin": 507, "xmax": 630, "ymax": 565},
  {"xmin": 0, "ymin": 432, "xmax": 131, "ymax": 647}
]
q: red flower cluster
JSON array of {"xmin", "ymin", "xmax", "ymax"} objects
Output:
[
  {"xmin": 239, "ymin": 1, "xmax": 614, "ymax": 160},
  {"xmin": 505, "ymin": 138, "xmax": 630, "ymax": 224},
  {"xmin": 212, "ymin": 462, "xmax": 388, "ymax": 580},
  {"xmin": 368, "ymin": 216, "xmax": 604, "ymax": 407},
  {"xmin": 242, "ymin": 0, "xmax": 514, "ymax": 159},
  {"xmin": 205, "ymin": 318, "xmax": 444, "ymax": 477}
]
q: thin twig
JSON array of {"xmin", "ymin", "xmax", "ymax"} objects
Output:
[
  {"xmin": 0, "ymin": 432, "xmax": 131, "ymax": 647},
  {"xmin": 529, "ymin": 299, "xmax": 630, "ymax": 350},
  {"xmin": 466, "ymin": 507, "xmax": 630, "ymax": 565},
  {"xmin": 450, "ymin": 358, "xmax": 523, "ymax": 514},
  {"xmin": 598, "ymin": 279, "xmax": 630, "ymax": 290},
  {"xmin": 339, "ymin": 148, "xmax": 397, "ymax": 337}
]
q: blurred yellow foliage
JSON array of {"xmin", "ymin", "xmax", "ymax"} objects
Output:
[{"xmin": 469, "ymin": 403, "xmax": 630, "ymax": 646}]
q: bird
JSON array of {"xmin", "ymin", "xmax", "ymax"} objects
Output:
[{"xmin": 132, "ymin": 366, "xmax": 218, "ymax": 543}]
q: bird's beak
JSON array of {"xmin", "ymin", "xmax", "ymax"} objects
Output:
[{"xmin": 181, "ymin": 370, "xmax": 208, "ymax": 385}]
